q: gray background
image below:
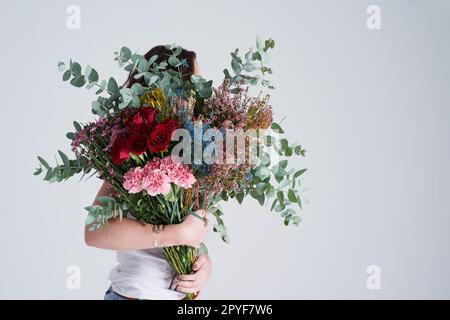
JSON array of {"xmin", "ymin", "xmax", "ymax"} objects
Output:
[{"xmin": 0, "ymin": 0, "xmax": 449, "ymax": 299}]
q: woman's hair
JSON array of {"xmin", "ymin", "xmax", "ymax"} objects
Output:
[{"xmin": 124, "ymin": 45, "xmax": 197, "ymax": 88}]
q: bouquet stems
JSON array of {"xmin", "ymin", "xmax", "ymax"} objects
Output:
[{"xmin": 162, "ymin": 245, "xmax": 197, "ymax": 300}]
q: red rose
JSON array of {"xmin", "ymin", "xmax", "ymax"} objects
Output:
[
  {"xmin": 141, "ymin": 107, "xmax": 158, "ymax": 125},
  {"xmin": 147, "ymin": 119, "xmax": 179, "ymax": 153},
  {"xmin": 127, "ymin": 107, "xmax": 158, "ymax": 134},
  {"xmin": 131, "ymin": 112, "xmax": 144, "ymax": 127},
  {"xmin": 125, "ymin": 133, "xmax": 148, "ymax": 156},
  {"xmin": 111, "ymin": 134, "xmax": 130, "ymax": 165}
]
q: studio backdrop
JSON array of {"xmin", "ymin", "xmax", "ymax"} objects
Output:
[{"xmin": 1, "ymin": 0, "xmax": 449, "ymax": 299}]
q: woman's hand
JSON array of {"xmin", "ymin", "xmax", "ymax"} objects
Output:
[
  {"xmin": 176, "ymin": 210, "xmax": 209, "ymax": 248},
  {"xmin": 174, "ymin": 254, "xmax": 212, "ymax": 299}
]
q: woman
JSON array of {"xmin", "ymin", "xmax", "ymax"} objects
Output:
[{"xmin": 85, "ymin": 46, "xmax": 212, "ymax": 300}]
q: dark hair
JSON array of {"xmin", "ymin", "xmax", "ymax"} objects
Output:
[{"xmin": 124, "ymin": 45, "xmax": 197, "ymax": 88}]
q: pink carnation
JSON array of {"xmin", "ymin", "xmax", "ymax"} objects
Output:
[
  {"xmin": 171, "ymin": 168, "xmax": 196, "ymax": 188},
  {"xmin": 142, "ymin": 169, "xmax": 171, "ymax": 196},
  {"xmin": 143, "ymin": 157, "xmax": 162, "ymax": 173},
  {"xmin": 123, "ymin": 156, "xmax": 196, "ymax": 197},
  {"xmin": 160, "ymin": 156, "xmax": 196, "ymax": 189},
  {"xmin": 123, "ymin": 167, "xmax": 145, "ymax": 193}
]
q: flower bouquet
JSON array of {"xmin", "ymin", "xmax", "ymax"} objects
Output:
[{"xmin": 34, "ymin": 37, "xmax": 308, "ymax": 299}]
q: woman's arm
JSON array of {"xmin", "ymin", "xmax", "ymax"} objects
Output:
[{"xmin": 84, "ymin": 180, "xmax": 208, "ymax": 250}]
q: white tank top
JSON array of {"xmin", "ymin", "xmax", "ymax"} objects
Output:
[
  {"xmin": 107, "ymin": 215, "xmax": 185, "ymax": 300},
  {"xmin": 108, "ymin": 248, "xmax": 185, "ymax": 300}
]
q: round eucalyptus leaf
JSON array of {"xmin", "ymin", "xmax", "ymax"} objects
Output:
[
  {"xmin": 70, "ymin": 75, "xmax": 86, "ymax": 87},
  {"xmin": 88, "ymin": 68, "xmax": 99, "ymax": 82},
  {"xmin": 168, "ymin": 56, "xmax": 180, "ymax": 67},
  {"xmin": 107, "ymin": 77, "xmax": 119, "ymax": 93},
  {"xmin": 148, "ymin": 54, "xmax": 158, "ymax": 66},
  {"xmin": 86, "ymin": 81, "xmax": 97, "ymax": 89},
  {"xmin": 70, "ymin": 62, "xmax": 82, "ymax": 75},
  {"xmin": 120, "ymin": 46, "xmax": 132, "ymax": 61},
  {"xmin": 58, "ymin": 61, "xmax": 65, "ymax": 72},
  {"xmin": 62, "ymin": 70, "xmax": 71, "ymax": 81}
]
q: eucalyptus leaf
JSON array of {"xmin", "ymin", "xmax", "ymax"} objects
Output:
[
  {"xmin": 294, "ymin": 169, "xmax": 307, "ymax": 178},
  {"xmin": 88, "ymin": 68, "xmax": 99, "ymax": 82},
  {"xmin": 120, "ymin": 47, "xmax": 132, "ymax": 61},
  {"xmin": 70, "ymin": 62, "xmax": 81, "ymax": 75},
  {"xmin": 107, "ymin": 77, "xmax": 119, "ymax": 94},
  {"xmin": 85, "ymin": 213, "xmax": 97, "ymax": 225},
  {"xmin": 270, "ymin": 199, "xmax": 278, "ymax": 211},
  {"xmin": 271, "ymin": 122, "xmax": 284, "ymax": 134},
  {"xmin": 288, "ymin": 189, "xmax": 297, "ymax": 203},
  {"xmin": 58, "ymin": 61, "xmax": 65, "ymax": 71},
  {"xmin": 292, "ymin": 216, "xmax": 302, "ymax": 225},
  {"xmin": 243, "ymin": 63, "xmax": 257, "ymax": 72},
  {"xmin": 231, "ymin": 58, "xmax": 241, "ymax": 74},
  {"xmin": 285, "ymin": 147, "xmax": 293, "ymax": 157},
  {"xmin": 148, "ymin": 54, "xmax": 158, "ymax": 66},
  {"xmin": 250, "ymin": 190, "xmax": 265, "ymax": 206},
  {"xmin": 73, "ymin": 121, "xmax": 82, "ymax": 132},
  {"xmin": 70, "ymin": 75, "xmax": 86, "ymax": 87},
  {"xmin": 37, "ymin": 156, "xmax": 50, "ymax": 169},
  {"xmin": 86, "ymin": 81, "xmax": 97, "ymax": 89},
  {"xmin": 62, "ymin": 70, "xmax": 71, "ymax": 81},
  {"xmin": 277, "ymin": 191, "xmax": 284, "ymax": 205},
  {"xmin": 236, "ymin": 192, "xmax": 244, "ymax": 204},
  {"xmin": 168, "ymin": 56, "xmax": 180, "ymax": 67}
]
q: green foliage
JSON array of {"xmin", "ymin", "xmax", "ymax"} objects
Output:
[
  {"xmin": 244, "ymin": 122, "xmax": 307, "ymax": 227},
  {"xmin": 56, "ymin": 37, "xmax": 275, "ymax": 118},
  {"xmin": 208, "ymin": 206, "xmax": 229, "ymax": 243},
  {"xmin": 223, "ymin": 36, "xmax": 275, "ymax": 90},
  {"xmin": 191, "ymin": 75, "xmax": 213, "ymax": 99},
  {"xmin": 84, "ymin": 196, "xmax": 124, "ymax": 231},
  {"xmin": 34, "ymin": 151, "xmax": 91, "ymax": 183}
]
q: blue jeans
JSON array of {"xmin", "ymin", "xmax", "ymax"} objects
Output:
[{"xmin": 104, "ymin": 286, "xmax": 128, "ymax": 300}]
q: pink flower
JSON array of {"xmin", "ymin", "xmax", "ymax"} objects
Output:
[
  {"xmin": 170, "ymin": 166, "xmax": 197, "ymax": 188},
  {"xmin": 123, "ymin": 167, "xmax": 145, "ymax": 193},
  {"xmin": 160, "ymin": 156, "xmax": 178, "ymax": 172},
  {"xmin": 123, "ymin": 156, "xmax": 196, "ymax": 197},
  {"xmin": 144, "ymin": 157, "xmax": 162, "ymax": 172},
  {"xmin": 142, "ymin": 169, "xmax": 171, "ymax": 196},
  {"xmin": 160, "ymin": 156, "xmax": 196, "ymax": 189}
]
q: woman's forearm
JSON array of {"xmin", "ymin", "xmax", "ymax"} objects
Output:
[
  {"xmin": 85, "ymin": 180, "xmax": 182, "ymax": 250},
  {"xmin": 85, "ymin": 180, "xmax": 207, "ymax": 250},
  {"xmin": 84, "ymin": 218, "xmax": 180, "ymax": 250}
]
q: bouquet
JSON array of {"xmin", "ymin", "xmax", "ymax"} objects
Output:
[{"xmin": 34, "ymin": 37, "xmax": 308, "ymax": 299}]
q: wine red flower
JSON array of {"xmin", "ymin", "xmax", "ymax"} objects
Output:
[
  {"xmin": 147, "ymin": 119, "xmax": 179, "ymax": 153},
  {"xmin": 111, "ymin": 134, "xmax": 130, "ymax": 165},
  {"xmin": 141, "ymin": 107, "xmax": 158, "ymax": 125},
  {"xmin": 125, "ymin": 133, "xmax": 148, "ymax": 156},
  {"xmin": 126, "ymin": 107, "xmax": 159, "ymax": 134},
  {"xmin": 131, "ymin": 112, "xmax": 144, "ymax": 128}
]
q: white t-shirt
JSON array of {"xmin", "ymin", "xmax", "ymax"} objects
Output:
[{"xmin": 108, "ymin": 247, "xmax": 185, "ymax": 300}]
